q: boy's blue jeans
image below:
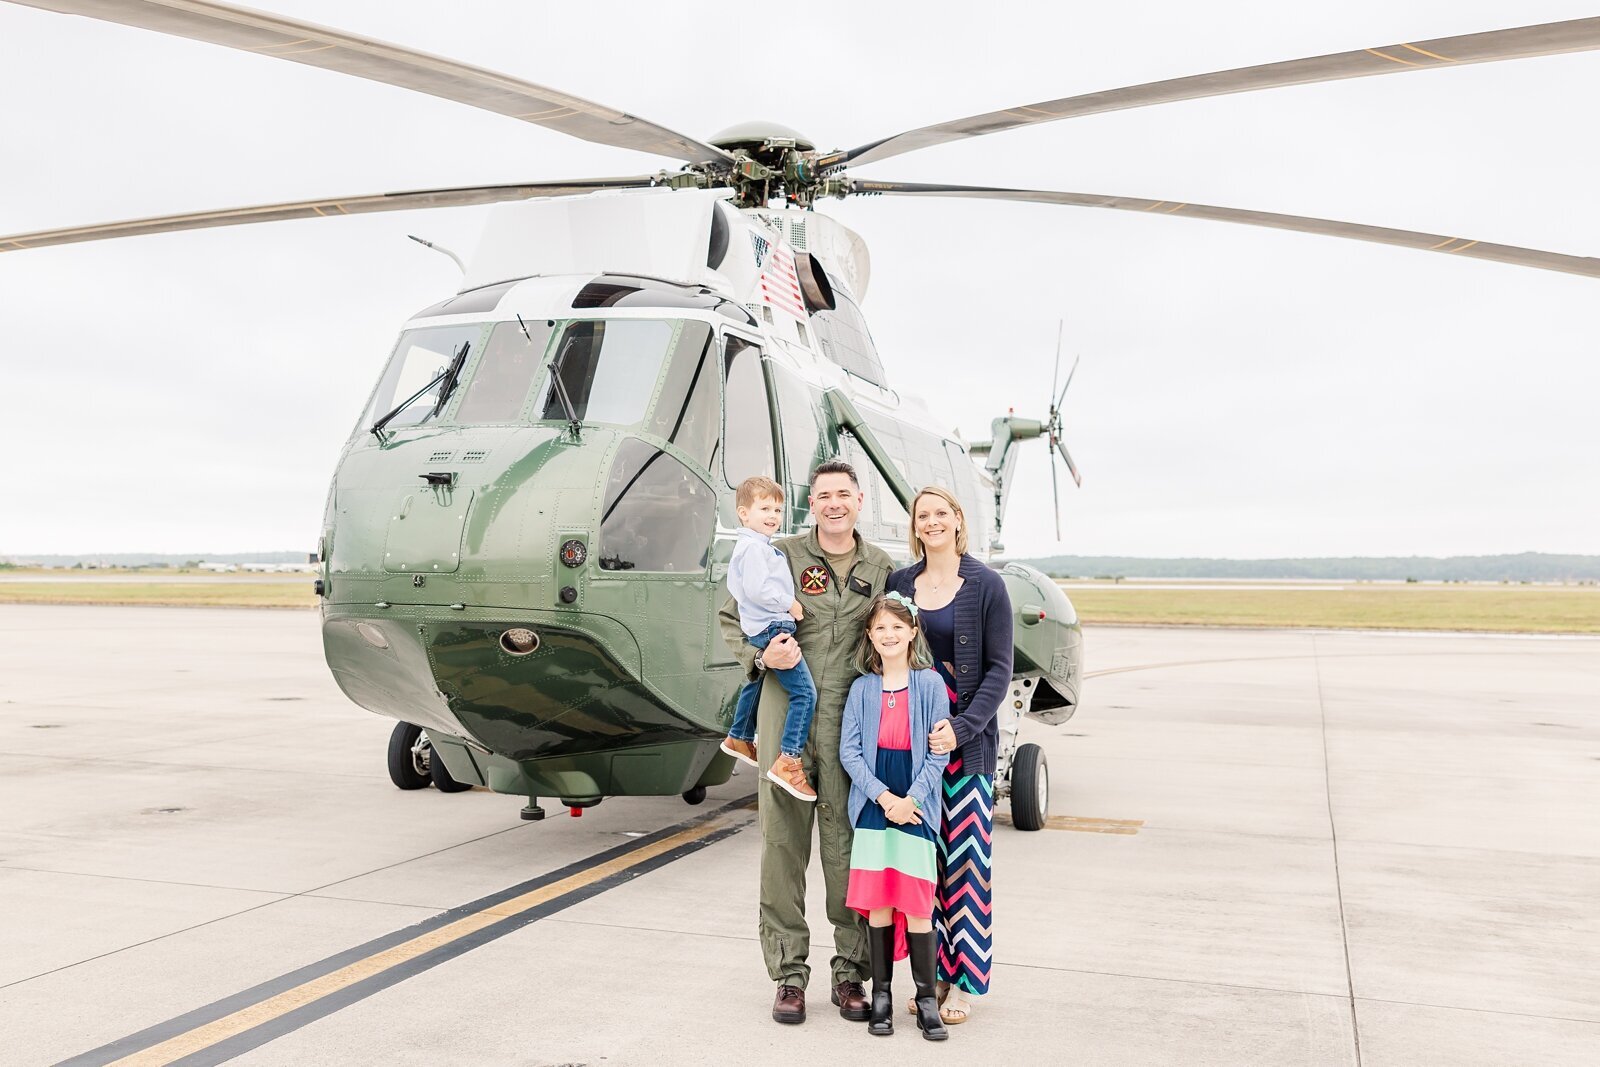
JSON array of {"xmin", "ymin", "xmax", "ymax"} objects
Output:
[{"xmin": 729, "ymin": 619, "xmax": 816, "ymax": 758}]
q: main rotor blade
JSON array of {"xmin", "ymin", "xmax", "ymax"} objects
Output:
[
  {"xmin": 850, "ymin": 180, "xmax": 1600, "ymax": 280},
  {"xmin": 1055, "ymin": 438, "xmax": 1083, "ymax": 489},
  {"xmin": 10, "ymin": 0, "xmax": 733, "ymax": 166},
  {"xmin": 839, "ymin": 17, "xmax": 1600, "ymax": 167},
  {"xmin": 0, "ymin": 176, "xmax": 660, "ymax": 252}
]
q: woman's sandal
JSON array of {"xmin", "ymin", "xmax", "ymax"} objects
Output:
[
  {"xmin": 907, "ymin": 981, "xmax": 949, "ymax": 1016},
  {"xmin": 938, "ymin": 996, "xmax": 971, "ymax": 1026}
]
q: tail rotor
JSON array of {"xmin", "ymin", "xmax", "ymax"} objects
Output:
[{"xmin": 1045, "ymin": 322, "xmax": 1082, "ymax": 540}]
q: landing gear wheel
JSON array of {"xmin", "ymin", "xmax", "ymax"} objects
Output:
[
  {"xmin": 430, "ymin": 742, "xmax": 473, "ymax": 793},
  {"xmin": 387, "ymin": 722, "xmax": 430, "ymax": 790},
  {"xmin": 681, "ymin": 786, "xmax": 707, "ymax": 805},
  {"xmin": 1009, "ymin": 743, "xmax": 1048, "ymax": 831}
]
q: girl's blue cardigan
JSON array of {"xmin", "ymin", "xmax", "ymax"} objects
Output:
[{"xmin": 839, "ymin": 668, "xmax": 951, "ymax": 831}]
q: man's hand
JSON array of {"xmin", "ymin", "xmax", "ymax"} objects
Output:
[
  {"xmin": 880, "ymin": 793, "xmax": 922, "ymax": 826},
  {"xmin": 929, "ymin": 719, "xmax": 957, "ymax": 756},
  {"xmin": 788, "ymin": 599, "xmax": 804, "ymax": 621},
  {"xmin": 762, "ymin": 632, "xmax": 802, "ymax": 670}
]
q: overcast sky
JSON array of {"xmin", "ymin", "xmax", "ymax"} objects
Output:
[{"xmin": 2, "ymin": 0, "xmax": 1597, "ymax": 559}]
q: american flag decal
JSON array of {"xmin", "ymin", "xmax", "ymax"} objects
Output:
[{"xmin": 758, "ymin": 238, "xmax": 806, "ymax": 319}]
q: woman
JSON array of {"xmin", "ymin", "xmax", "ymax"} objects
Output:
[{"xmin": 887, "ymin": 485, "xmax": 1013, "ymax": 1026}]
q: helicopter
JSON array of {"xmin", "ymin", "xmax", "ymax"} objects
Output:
[{"xmin": 7, "ymin": 2, "xmax": 1600, "ymax": 831}]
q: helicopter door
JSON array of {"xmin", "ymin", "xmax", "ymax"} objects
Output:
[
  {"xmin": 705, "ymin": 331, "xmax": 779, "ymax": 671},
  {"xmin": 720, "ymin": 333, "xmax": 777, "ymax": 495}
]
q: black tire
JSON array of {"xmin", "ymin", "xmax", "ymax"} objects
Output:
[
  {"xmin": 430, "ymin": 740, "xmax": 474, "ymax": 793},
  {"xmin": 1010, "ymin": 743, "xmax": 1048, "ymax": 831},
  {"xmin": 387, "ymin": 722, "xmax": 430, "ymax": 790},
  {"xmin": 681, "ymin": 785, "xmax": 707, "ymax": 805}
]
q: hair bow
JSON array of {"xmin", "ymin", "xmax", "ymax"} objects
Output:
[{"xmin": 883, "ymin": 590, "xmax": 918, "ymax": 618}]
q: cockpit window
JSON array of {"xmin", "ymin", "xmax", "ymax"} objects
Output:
[
  {"xmin": 541, "ymin": 319, "xmax": 675, "ymax": 427},
  {"xmin": 362, "ymin": 323, "xmax": 483, "ymax": 431},
  {"xmin": 597, "ymin": 438, "xmax": 714, "ymax": 573},
  {"xmin": 454, "ymin": 318, "xmax": 553, "ymax": 424},
  {"xmin": 645, "ymin": 320, "xmax": 719, "ymax": 471}
]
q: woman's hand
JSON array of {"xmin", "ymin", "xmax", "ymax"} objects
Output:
[
  {"xmin": 880, "ymin": 793, "xmax": 922, "ymax": 825},
  {"xmin": 929, "ymin": 719, "xmax": 957, "ymax": 756}
]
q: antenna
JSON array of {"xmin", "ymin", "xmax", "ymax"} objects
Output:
[{"xmin": 407, "ymin": 235, "xmax": 465, "ymax": 274}]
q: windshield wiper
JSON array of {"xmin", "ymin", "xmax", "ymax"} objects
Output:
[
  {"xmin": 532, "ymin": 315, "xmax": 582, "ymax": 439},
  {"xmin": 369, "ymin": 341, "xmax": 470, "ymax": 441},
  {"xmin": 431, "ymin": 341, "xmax": 472, "ymax": 417}
]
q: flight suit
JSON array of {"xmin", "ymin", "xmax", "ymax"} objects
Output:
[{"xmin": 718, "ymin": 526, "xmax": 892, "ymax": 990}]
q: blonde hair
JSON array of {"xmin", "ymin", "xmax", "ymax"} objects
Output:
[
  {"xmin": 736, "ymin": 475, "xmax": 784, "ymax": 510},
  {"xmin": 909, "ymin": 485, "xmax": 969, "ymax": 559},
  {"xmin": 855, "ymin": 594, "xmax": 935, "ymax": 675}
]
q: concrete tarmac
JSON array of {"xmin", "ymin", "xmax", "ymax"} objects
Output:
[{"xmin": 2, "ymin": 605, "xmax": 1596, "ymax": 1066}]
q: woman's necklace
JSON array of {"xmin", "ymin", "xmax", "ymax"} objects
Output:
[{"xmin": 924, "ymin": 563, "xmax": 959, "ymax": 596}]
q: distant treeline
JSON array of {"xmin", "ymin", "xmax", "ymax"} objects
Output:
[
  {"xmin": 4, "ymin": 551, "xmax": 311, "ymax": 567},
  {"xmin": 1022, "ymin": 552, "xmax": 1600, "ymax": 582}
]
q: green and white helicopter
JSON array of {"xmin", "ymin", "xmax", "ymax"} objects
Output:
[{"xmin": 7, "ymin": 1, "xmax": 1599, "ymax": 829}]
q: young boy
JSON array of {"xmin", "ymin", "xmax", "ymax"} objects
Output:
[{"xmin": 720, "ymin": 475, "xmax": 818, "ymax": 802}]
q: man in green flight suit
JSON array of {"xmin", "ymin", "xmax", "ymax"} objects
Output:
[{"xmin": 718, "ymin": 460, "xmax": 893, "ymax": 1026}]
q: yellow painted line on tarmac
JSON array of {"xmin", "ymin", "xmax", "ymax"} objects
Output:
[{"xmin": 104, "ymin": 813, "xmax": 740, "ymax": 1067}]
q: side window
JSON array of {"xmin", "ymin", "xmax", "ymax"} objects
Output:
[
  {"xmin": 454, "ymin": 319, "xmax": 552, "ymax": 423},
  {"xmin": 860, "ymin": 414, "xmax": 912, "ymax": 536},
  {"xmin": 722, "ymin": 335, "xmax": 776, "ymax": 488},
  {"xmin": 839, "ymin": 436, "xmax": 883, "ymax": 542},
  {"xmin": 646, "ymin": 321, "xmax": 719, "ymax": 471},
  {"xmin": 811, "ymin": 289, "xmax": 887, "ymax": 387},
  {"xmin": 598, "ymin": 439, "xmax": 715, "ymax": 573},
  {"xmin": 769, "ymin": 366, "xmax": 823, "ymax": 514}
]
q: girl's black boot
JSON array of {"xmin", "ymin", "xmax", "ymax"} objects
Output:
[
  {"xmin": 907, "ymin": 930, "xmax": 949, "ymax": 1041},
  {"xmin": 868, "ymin": 924, "xmax": 895, "ymax": 1036}
]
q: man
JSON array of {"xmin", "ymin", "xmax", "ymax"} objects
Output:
[{"xmin": 718, "ymin": 461, "xmax": 893, "ymax": 1025}]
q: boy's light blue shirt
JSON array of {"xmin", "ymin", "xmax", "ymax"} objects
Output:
[{"xmin": 727, "ymin": 527, "xmax": 796, "ymax": 637}]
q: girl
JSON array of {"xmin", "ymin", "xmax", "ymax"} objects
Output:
[{"xmin": 841, "ymin": 592, "xmax": 951, "ymax": 1041}]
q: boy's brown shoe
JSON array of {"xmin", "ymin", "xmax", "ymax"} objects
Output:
[
  {"xmin": 719, "ymin": 736, "xmax": 759, "ymax": 769},
  {"xmin": 766, "ymin": 754, "xmax": 818, "ymax": 802}
]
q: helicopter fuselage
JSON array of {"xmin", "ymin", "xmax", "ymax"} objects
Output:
[{"xmin": 316, "ymin": 189, "xmax": 1081, "ymax": 809}]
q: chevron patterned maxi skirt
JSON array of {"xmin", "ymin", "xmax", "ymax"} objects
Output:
[{"xmin": 934, "ymin": 755, "xmax": 994, "ymax": 994}]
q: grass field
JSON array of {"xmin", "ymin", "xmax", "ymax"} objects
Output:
[
  {"xmin": 3, "ymin": 571, "xmax": 1597, "ymax": 632},
  {"xmin": 0, "ymin": 575, "xmax": 314, "ymax": 609},
  {"xmin": 1060, "ymin": 582, "xmax": 1600, "ymax": 633}
]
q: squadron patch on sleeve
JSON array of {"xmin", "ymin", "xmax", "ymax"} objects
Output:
[{"xmin": 800, "ymin": 565, "xmax": 830, "ymax": 596}]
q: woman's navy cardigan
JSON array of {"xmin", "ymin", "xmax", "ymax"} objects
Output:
[{"xmin": 888, "ymin": 554, "xmax": 1014, "ymax": 776}]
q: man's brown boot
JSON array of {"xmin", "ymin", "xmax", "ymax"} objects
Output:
[
  {"xmin": 772, "ymin": 984, "xmax": 806, "ymax": 1024},
  {"xmin": 766, "ymin": 754, "xmax": 817, "ymax": 802},
  {"xmin": 831, "ymin": 979, "xmax": 870, "ymax": 1021}
]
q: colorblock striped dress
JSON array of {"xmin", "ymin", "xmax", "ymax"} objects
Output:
[
  {"xmin": 920, "ymin": 599, "xmax": 995, "ymax": 995},
  {"xmin": 846, "ymin": 688, "xmax": 939, "ymax": 958}
]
